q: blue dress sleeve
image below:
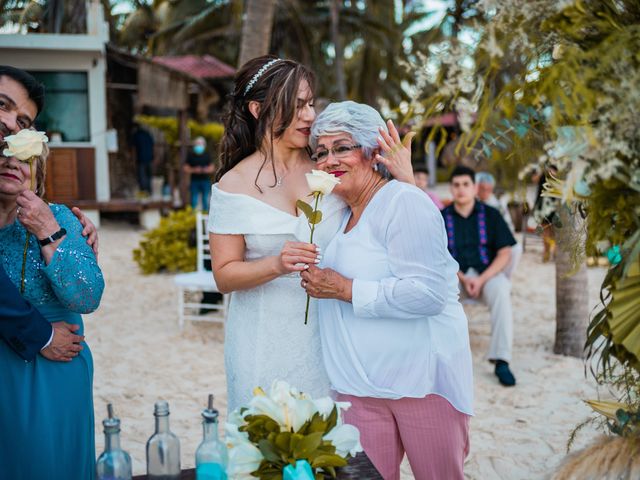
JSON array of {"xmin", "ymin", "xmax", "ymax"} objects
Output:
[{"xmin": 41, "ymin": 204, "xmax": 105, "ymax": 314}]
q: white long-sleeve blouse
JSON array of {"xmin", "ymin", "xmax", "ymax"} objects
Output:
[{"xmin": 318, "ymin": 180, "xmax": 474, "ymax": 415}]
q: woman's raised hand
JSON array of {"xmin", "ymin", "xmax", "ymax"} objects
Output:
[
  {"xmin": 16, "ymin": 190, "xmax": 60, "ymax": 239},
  {"xmin": 277, "ymin": 241, "xmax": 320, "ymax": 274},
  {"xmin": 375, "ymin": 119, "xmax": 416, "ymax": 185}
]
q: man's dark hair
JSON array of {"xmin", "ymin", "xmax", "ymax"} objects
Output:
[
  {"xmin": 449, "ymin": 165, "xmax": 476, "ymax": 183},
  {"xmin": 0, "ymin": 65, "xmax": 45, "ymax": 115},
  {"xmin": 413, "ymin": 166, "xmax": 429, "ymax": 175}
]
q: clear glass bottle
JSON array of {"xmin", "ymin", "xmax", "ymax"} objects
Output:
[
  {"xmin": 195, "ymin": 394, "xmax": 228, "ymax": 480},
  {"xmin": 146, "ymin": 400, "xmax": 181, "ymax": 480},
  {"xmin": 96, "ymin": 404, "xmax": 133, "ymax": 480}
]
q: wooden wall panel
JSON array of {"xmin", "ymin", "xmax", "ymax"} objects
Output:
[
  {"xmin": 76, "ymin": 148, "xmax": 96, "ymax": 200},
  {"xmin": 45, "ymin": 147, "xmax": 96, "ymax": 204}
]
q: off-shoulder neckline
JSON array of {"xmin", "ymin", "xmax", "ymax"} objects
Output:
[{"xmin": 212, "ymin": 183, "xmax": 312, "ymax": 219}]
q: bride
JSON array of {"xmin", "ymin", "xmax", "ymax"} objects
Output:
[{"xmin": 208, "ymin": 56, "xmax": 414, "ymax": 410}]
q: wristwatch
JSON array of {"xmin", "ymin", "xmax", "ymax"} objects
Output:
[{"xmin": 39, "ymin": 228, "xmax": 67, "ymax": 246}]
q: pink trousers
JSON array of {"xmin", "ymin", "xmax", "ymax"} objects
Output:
[{"xmin": 336, "ymin": 393, "xmax": 470, "ymax": 480}]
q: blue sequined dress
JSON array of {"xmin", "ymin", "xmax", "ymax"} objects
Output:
[{"xmin": 0, "ymin": 204, "xmax": 104, "ymax": 480}]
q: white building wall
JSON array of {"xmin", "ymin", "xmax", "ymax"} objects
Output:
[{"xmin": 0, "ymin": 4, "xmax": 111, "ymax": 201}]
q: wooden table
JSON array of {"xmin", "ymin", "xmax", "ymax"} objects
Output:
[{"xmin": 132, "ymin": 452, "xmax": 382, "ymax": 479}]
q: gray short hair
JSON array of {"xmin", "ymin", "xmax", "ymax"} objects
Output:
[
  {"xmin": 310, "ymin": 101, "xmax": 387, "ymax": 159},
  {"xmin": 476, "ymin": 171, "xmax": 496, "ymax": 186}
]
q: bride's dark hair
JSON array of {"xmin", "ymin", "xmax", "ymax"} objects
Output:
[{"xmin": 216, "ymin": 55, "xmax": 315, "ymax": 191}]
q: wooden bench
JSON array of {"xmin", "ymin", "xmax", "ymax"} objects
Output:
[{"xmin": 74, "ymin": 199, "xmax": 174, "ymax": 229}]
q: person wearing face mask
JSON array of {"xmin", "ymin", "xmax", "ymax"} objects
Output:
[{"xmin": 184, "ymin": 136, "xmax": 215, "ymax": 210}]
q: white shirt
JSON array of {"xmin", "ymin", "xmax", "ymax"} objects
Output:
[{"xmin": 318, "ymin": 181, "xmax": 474, "ymax": 415}]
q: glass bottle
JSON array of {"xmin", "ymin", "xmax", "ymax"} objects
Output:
[
  {"xmin": 96, "ymin": 403, "xmax": 133, "ymax": 480},
  {"xmin": 146, "ymin": 400, "xmax": 181, "ymax": 480},
  {"xmin": 195, "ymin": 394, "xmax": 228, "ymax": 480}
]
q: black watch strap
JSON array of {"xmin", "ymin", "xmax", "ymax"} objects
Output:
[{"xmin": 39, "ymin": 227, "xmax": 67, "ymax": 246}]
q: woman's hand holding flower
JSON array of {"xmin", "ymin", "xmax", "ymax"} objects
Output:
[
  {"xmin": 16, "ymin": 190, "xmax": 60, "ymax": 239},
  {"xmin": 375, "ymin": 119, "xmax": 416, "ymax": 185},
  {"xmin": 300, "ymin": 265, "xmax": 352, "ymax": 302},
  {"xmin": 277, "ymin": 241, "xmax": 320, "ymax": 274}
]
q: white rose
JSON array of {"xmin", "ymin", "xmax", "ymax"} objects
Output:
[
  {"xmin": 227, "ymin": 439, "xmax": 263, "ymax": 479},
  {"xmin": 2, "ymin": 130, "xmax": 48, "ymax": 161},
  {"xmin": 287, "ymin": 397, "xmax": 318, "ymax": 432},
  {"xmin": 323, "ymin": 424, "xmax": 363, "ymax": 457},
  {"xmin": 305, "ymin": 170, "xmax": 340, "ymax": 195},
  {"xmin": 269, "ymin": 380, "xmax": 299, "ymax": 404},
  {"xmin": 313, "ymin": 397, "xmax": 336, "ymax": 418},
  {"xmin": 224, "ymin": 422, "xmax": 250, "ymax": 448},
  {"xmin": 246, "ymin": 395, "xmax": 287, "ymax": 427}
]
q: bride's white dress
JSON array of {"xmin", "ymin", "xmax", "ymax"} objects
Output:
[{"xmin": 208, "ymin": 184, "xmax": 347, "ymax": 411}]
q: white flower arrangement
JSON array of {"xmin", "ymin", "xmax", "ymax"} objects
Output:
[{"xmin": 225, "ymin": 380, "xmax": 362, "ymax": 480}]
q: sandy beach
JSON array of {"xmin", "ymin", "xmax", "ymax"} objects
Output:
[{"xmin": 86, "ymin": 221, "xmax": 607, "ymax": 479}]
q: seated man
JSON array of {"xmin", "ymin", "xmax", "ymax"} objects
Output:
[
  {"xmin": 442, "ymin": 166, "xmax": 517, "ymax": 387},
  {"xmin": 476, "ymin": 171, "xmax": 523, "ymax": 278}
]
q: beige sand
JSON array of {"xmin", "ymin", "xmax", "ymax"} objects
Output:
[{"xmin": 86, "ymin": 222, "xmax": 606, "ymax": 478}]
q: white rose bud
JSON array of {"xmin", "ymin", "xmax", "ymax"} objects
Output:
[
  {"xmin": 2, "ymin": 130, "xmax": 49, "ymax": 161},
  {"xmin": 305, "ymin": 169, "xmax": 340, "ymax": 195}
]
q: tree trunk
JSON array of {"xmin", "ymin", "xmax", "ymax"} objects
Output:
[
  {"xmin": 330, "ymin": 0, "xmax": 347, "ymax": 100},
  {"xmin": 238, "ymin": 0, "xmax": 277, "ymax": 68},
  {"xmin": 554, "ymin": 205, "xmax": 589, "ymax": 357}
]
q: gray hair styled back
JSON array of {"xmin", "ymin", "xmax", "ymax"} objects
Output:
[
  {"xmin": 476, "ymin": 171, "xmax": 496, "ymax": 186},
  {"xmin": 310, "ymin": 101, "xmax": 387, "ymax": 158}
]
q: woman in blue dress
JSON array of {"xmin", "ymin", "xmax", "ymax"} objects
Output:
[{"xmin": 0, "ymin": 143, "xmax": 104, "ymax": 479}]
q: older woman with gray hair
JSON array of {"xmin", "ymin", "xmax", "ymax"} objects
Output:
[
  {"xmin": 476, "ymin": 171, "xmax": 522, "ymax": 277},
  {"xmin": 301, "ymin": 101, "xmax": 473, "ymax": 480}
]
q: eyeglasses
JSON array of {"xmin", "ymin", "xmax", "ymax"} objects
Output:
[{"xmin": 311, "ymin": 144, "xmax": 361, "ymax": 162}]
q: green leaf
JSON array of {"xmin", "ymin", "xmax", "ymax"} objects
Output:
[
  {"xmin": 311, "ymin": 454, "xmax": 348, "ymax": 468},
  {"xmin": 293, "ymin": 432, "xmax": 324, "ymax": 458},
  {"xmin": 308, "ymin": 211, "xmax": 323, "ymax": 225},
  {"xmin": 274, "ymin": 432, "xmax": 293, "ymax": 455},
  {"xmin": 304, "ymin": 413, "xmax": 329, "ymax": 434},
  {"xmin": 258, "ymin": 439, "xmax": 283, "ymax": 463},
  {"xmin": 296, "ymin": 200, "xmax": 314, "ymax": 220},
  {"xmin": 326, "ymin": 407, "xmax": 338, "ymax": 431}
]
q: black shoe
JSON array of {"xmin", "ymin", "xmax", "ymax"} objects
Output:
[{"xmin": 494, "ymin": 360, "xmax": 516, "ymax": 387}]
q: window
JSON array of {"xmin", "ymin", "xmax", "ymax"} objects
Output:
[{"xmin": 30, "ymin": 71, "xmax": 90, "ymax": 142}]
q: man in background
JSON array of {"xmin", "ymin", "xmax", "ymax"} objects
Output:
[
  {"xmin": 184, "ymin": 136, "xmax": 214, "ymax": 211},
  {"xmin": 476, "ymin": 171, "xmax": 523, "ymax": 277},
  {"xmin": 130, "ymin": 122, "xmax": 154, "ymax": 195},
  {"xmin": 442, "ymin": 166, "xmax": 517, "ymax": 387}
]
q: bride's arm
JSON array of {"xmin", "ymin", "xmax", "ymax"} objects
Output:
[{"xmin": 210, "ymin": 233, "xmax": 320, "ymax": 293}]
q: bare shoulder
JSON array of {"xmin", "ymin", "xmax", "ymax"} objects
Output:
[{"xmin": 217, "ymin": 154, "xmax": 261, "ymax": 195}]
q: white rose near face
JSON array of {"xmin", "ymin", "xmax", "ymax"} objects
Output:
[
  {"xmin": 305, "ymin": 170, "xmax": 340, "ymax": 195},
  {"xmin": 2, "ymin": 130, "xmax": 49, "ymax": 161}
]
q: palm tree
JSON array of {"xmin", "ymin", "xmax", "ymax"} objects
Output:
[
  {"xmin": 1, "ymin": 0, "xmax": 88, "ymax": 33},
  {"xmin": 238, "ymin": 0, "xmax": 277, "ymax": 67},
  {"xmin": 554, "ymin": 206, "xmax": 589, "ymax": 357}
]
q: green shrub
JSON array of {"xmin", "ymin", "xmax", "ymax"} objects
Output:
[{"xmin": 133, "ymin": 208, "xmax": 197, "ymax": 274}]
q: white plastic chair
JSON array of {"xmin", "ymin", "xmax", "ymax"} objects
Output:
[{"xmin": 174, "ymin": 211, "xmax": 228, "ymax": 330}]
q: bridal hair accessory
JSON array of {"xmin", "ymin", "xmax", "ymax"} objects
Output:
[{"xmin": 244, "ymin": 58, "xmax": 282, "ymax": 96}]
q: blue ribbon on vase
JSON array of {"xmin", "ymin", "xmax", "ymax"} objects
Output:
[{"xmin": 283, "ymin": 459, "xmax": 314, "ymax": 480}]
